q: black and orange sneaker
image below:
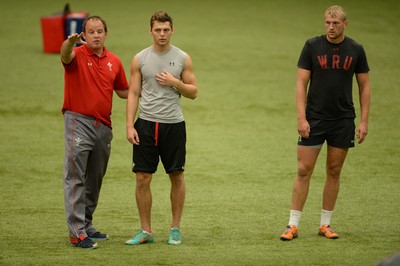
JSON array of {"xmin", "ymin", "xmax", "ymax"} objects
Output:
[
  {"xmin": 318, "ymin": 224, "xmax": 339, "ymax": 239},
  {"xmin": 70, "ymin": 235, "xmax": 98, "ymax": 249},
  {"xmin": 280, "ymin": 225, "xmax": 298, "ymax": 241}
]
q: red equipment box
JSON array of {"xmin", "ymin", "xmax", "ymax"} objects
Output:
[{"xmin": 40, "ymin": 15, "xmax": 65, "ymax": 53}]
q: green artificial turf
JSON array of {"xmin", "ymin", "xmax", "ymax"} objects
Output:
[{"xmin": 0, "ymin": 0, "xmax": 399, "ymax": 265}]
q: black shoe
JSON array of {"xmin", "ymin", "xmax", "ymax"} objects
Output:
[
  {"xmin": 70, "ymin": 236, "xmax": 98, "ymax": 249},
  {"xmin": 88, "ymin": 231, "xmax": 109, "ymax": 241}
]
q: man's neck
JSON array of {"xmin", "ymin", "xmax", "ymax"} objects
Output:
[
  {"xmin": 326, "ymin": 34, "xmax": 345, "ymax": 44},
  {"xmin": 153, "ymin": 44, "xmax": 171, "ymax": 53}
]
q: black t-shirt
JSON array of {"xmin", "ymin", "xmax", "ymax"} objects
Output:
[{"xmin": 298, "ymin": 35, "xmax": 370, "ymax": 120}]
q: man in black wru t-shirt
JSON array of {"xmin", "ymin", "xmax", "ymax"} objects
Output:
[{"xmin": 280, "ymin": 5, "xmax": 371, "ymax": 241}]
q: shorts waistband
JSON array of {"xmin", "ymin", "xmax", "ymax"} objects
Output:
[{"xmin": 137, "ymin": 117, "xmax": 185, "ymax": 125}]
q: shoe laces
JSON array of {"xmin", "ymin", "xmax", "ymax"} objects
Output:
[
  {"xmin": 284, "ymin": 225, "xmax": 295, "ymax": 233},
  {"xmin": 325, "ymin": 225, "xmax": 336, "ymax": 233},
  {"xmin": 79, "ymin": 237, "xmax": 96, "ymax": 247},
  {"xmin": 81, "ymin": 237, "xmax": 93, "ymax": 244},
  {"xmin": 170, "ymin": 228, "xmax": 181, "ymax": 240},
  {"xmin": 136, "ymin": 230, "xmax": 150, "ymax": 237}
]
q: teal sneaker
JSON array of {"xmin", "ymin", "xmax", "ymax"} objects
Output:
[
  {"xmin": 125, "ymin": 229, "xmax": 154, "ymax": 245},
  {"xmin": 168, "ymin": 227, "xmax": 182, "ymax": 245}
]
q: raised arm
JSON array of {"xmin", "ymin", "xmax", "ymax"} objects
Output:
[{"xmin": 60, "ymin": 33, "xmax": 84, "ymax": 64}]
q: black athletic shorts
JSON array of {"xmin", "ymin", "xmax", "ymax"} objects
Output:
[
  {"xmin": 132, "ymin": 118, "xmax": 186, "ymax": 174},
  {"xmin": 298, "ymin": 118, "xmax": 355, "ymax": 148}
]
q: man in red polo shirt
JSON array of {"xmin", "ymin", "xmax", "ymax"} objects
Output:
[{"xmin": 60, "ymin": 15, "xmax": 128, "ymax": 249}]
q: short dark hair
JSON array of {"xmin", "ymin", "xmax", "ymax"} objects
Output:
[
  {"xmin": 150, "ymin": 11, "xmax": 173, "ymax": 29},
  {"xmin": 82, "ymin": 15, "xmax": 108, "ymax": 33}
]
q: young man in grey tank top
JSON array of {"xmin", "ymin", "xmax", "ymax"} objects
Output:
[{"xmin": 126, "ymin": 11, "xmax": 198, "ymax": 245}]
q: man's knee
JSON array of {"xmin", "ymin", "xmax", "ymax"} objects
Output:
[
  {"xmin": 136, "ymin": 172, "xmax": 152, "ymax": 188},
  {"xmin": 326, "ymin": 164, "xmax": 343, "ymax": 179},
  {"xmin": 297, "ymin": 162, "xmax": 314, "ymax": 179},
  {"xmin": 169, "ymin": 171, "xmax": 184, "ymax": 186}
]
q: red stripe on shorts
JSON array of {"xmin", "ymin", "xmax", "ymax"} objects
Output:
[{"xmin": 155, "ymin": 122, "xmax": 159, "ymax": 146}]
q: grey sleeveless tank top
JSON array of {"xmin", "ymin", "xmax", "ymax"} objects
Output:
[{"xmin": 137, "ymin": 45, "xmax": 187, "ymax": 123}]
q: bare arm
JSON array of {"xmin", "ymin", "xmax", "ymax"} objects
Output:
[
  {"xmin": 115, "ymin": 89, "xmax": 128, "ymax": 99},
  {"xmin": 155, "ymin": 54, "xmax": 198, "ymax": 99},
  {"xmin": 296, "ymin": 68, "xmax": 311, "ymax": 138},
  {"xmin": 355, "ymin": 72, "xmax": 371, "ymax": 144},
  {"xmin": 126, "ymin": 55, "xmax": 142, "ymax": 144},
  {"xmin": 60, "ymin": 33, "xmax": 85, "ymax": 64}
]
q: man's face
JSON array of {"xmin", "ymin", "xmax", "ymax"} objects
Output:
[
  {"xmin": 83, "ymin": 19, "xmax": 107, "ymax": 50},
  {"xmin": 150, "ymin": 21, "xmax": 173, "ymax": 46},
  {"xmin": 324, "ymin": 14, "xmax": 348, "ymax": 42}
]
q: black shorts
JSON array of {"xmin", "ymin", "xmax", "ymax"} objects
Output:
[
  {"xmin": 132, "ymin": 118, "xmax": 186, "ymax": 174},
  {"xmin": 298, "ymin": 118, "xmax": 355, "ymax": 148}
]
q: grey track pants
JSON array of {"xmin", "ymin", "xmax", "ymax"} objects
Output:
[{"xmin": 63, "ymin": 111, "xmax": 112, "ymax": 238}]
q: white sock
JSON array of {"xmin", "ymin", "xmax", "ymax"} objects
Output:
[
  {"xmin": 320, "ymin": 209, "xmax": 333, "ymax": 227},
  {"xmin": 288, "ymin": 210, "xmax": 302, "ymax": 227}
]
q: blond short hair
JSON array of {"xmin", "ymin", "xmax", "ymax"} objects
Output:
[{"xmin": 325, "ymin": 5, "xmax": 347, "ymax": 21}]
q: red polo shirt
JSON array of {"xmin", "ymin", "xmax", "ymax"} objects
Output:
[{"xmin": 62, "ymin": 44, "xmax": 128, "ymax": 128}]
